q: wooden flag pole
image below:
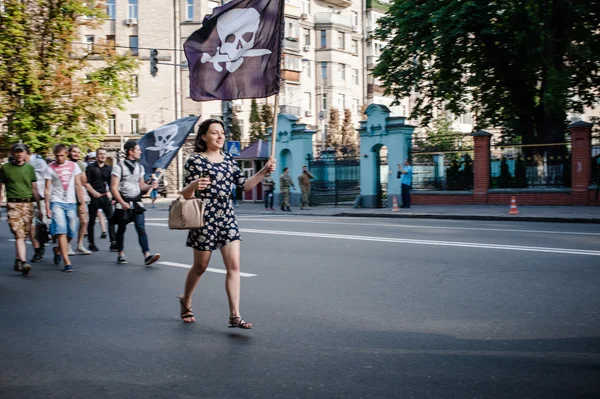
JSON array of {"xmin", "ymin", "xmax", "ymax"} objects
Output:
[{"xmin": 270, "ymin": 94, "xmax": 279, "ymax": 160}]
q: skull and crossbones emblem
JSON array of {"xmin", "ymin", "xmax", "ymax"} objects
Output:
[
  {"xmin": 146, "ymin": 125, "xmax": 179, "ymax": 157},
  {"xmin": 201, "ymin": 8, "xmax": 272, "ymax": 73}
]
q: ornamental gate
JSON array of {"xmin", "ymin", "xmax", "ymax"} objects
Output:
[{"xmin": 306, "ymin": 152, "xmax": 361, "ymax": 206}]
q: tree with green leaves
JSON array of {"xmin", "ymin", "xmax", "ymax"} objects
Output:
[
  {"xmin": 340, "ymin": 109, "xmax": 359, "ymax": 156},
  {"xmin": 260, "ymin": 102, "xmax": 273, "ymax": 130},
  {"xmin": 249, "ymin": 99, "xmax": 264, "ymax": 142},
  {"xmin": 0, "ymin": 0, "xmax": 138, "ymax": 154},
  {"xmin": 414, "ymin": 116, "xmax": 468, "ymax": 153},
  {"xmin": 230, "ymin": 107, "xmax": 242, "ymax": 142},
  {"xmin": 374, "ymin": 0, "xmax": 600, "ymax": 148}
]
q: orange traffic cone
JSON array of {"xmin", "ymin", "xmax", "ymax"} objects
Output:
[
  {"xmin": 392, "ymin": 196, "xmax": 400, "ymax": 212},
  {"xmin": 508, "ymin": 196, "xmax": 519, "ymax": 215}
]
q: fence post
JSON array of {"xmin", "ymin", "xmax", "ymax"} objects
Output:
[
  {"xmin": 568, "ymin": 121, "xmax": 593, "ymax": 196},
  {"xmin": 471, "ymin": 130, "xmax": 492, "ymax": 199}
]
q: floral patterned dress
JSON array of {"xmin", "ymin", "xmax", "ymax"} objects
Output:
[{"xmin": 184, "ymin": 152, "xmax": 246, "ymax": 251}]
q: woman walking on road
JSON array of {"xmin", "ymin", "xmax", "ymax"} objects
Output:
[{"xmin": 178, "ymin": 119, "xmax": 275, "ymax": 328}]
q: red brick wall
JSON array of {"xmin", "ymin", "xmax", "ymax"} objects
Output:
[{"xmin": 412, "ymin": 190, "xmax": 600, "ymax": 206}]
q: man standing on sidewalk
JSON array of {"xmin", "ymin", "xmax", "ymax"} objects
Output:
[
  {"xmin": 68, "ymin": 145, "xmax": 91, "ymax": 255},
  {"xmin": 298, "ymin": 165, "xmax": 314, "ymax": 210},
  {"xmin": 45, "ymin": 144, "xmax": 86, "ymax": 272},
  {"xmin": 279, "ymin": 167, "xmax": 295, "ymax": 212},
  {"xmin": 85, "ymin": 148, "xmax": 116, "ymax": 252},
  {"xmin": 0, "ymin": 143, "xmax": 42, "ymax": 276},
  {"xmin": 397, "ymin": 159, "xmax": 413, "ymax": 209},
  {"xmin": 111, "ymin": 140, "xmax": 160, "ymax": 266},
  {"xmin": 262, "ymin": 172, "xmax": 275, "ymax": 210}
]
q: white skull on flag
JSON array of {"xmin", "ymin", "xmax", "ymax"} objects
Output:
[{"xmin": 201, "ymin": 8, "xmax": 272, "ymax": 73}]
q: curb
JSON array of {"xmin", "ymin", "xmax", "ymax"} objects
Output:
[{"xmin": 334, "ymin": 213, "xmax": 600, "ymax": 224}]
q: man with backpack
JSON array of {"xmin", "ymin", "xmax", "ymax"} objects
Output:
[{"xmin": 110, "ymin": 140, "xmax": 160, "ymax": 266}]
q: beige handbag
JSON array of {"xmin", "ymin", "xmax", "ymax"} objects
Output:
[{"xmin": 168, "ymin": 195, "xmax": 206, "ymax": 230}]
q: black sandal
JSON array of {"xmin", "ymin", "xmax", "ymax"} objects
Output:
[
  {"xmin": 229, "ymin": 316, "xmax": 252, "ymax": 329},
  {"xmin": 178, "ymin": 296, "xmax": 195, "ymax": 322}
]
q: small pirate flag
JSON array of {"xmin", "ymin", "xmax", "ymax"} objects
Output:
[
  {"xmin": 138, "ymin": 115, "xmax": 200, "ymax": 174},
  {"xmin": 184, "ymin": 0, "xmax": 284, "ymax": 101}
]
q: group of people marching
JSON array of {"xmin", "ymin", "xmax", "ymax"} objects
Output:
[
  {"xmin": 2, "ymin": 122, "xmax": 275, "ymax": 329},
  {"xmin": 0, "ymin": 140, "xmax": 160, "ymax": 275}
]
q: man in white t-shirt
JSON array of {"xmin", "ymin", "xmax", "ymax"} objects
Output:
[
  {"xmin": 45, "ymin": 144, "xmax": 86, "ymax": 273},
  {"xmin": 111, "ymin": 140, "xmax": 160, "ymax": 266}
]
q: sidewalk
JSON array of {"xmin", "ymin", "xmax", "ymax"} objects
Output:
[{"xmin": 149, "ymin": 196, "xmax": 600, "ymax": 223}]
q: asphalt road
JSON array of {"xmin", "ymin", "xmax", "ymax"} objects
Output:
[{"xmin": 1, "ymin": 207, "xmax": 599, "ymax": 399}]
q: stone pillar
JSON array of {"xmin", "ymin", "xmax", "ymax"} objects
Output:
[
  {"xmin": 471, "ymin": 130, "xmax": 492, "ymax": 197},
  {"xmin": 568, "ymin": 121, "xmax": 593, "ymax": 192}
]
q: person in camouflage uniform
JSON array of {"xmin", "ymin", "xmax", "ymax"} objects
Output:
[
  {"xmin": 279, "ymin": 167, "xmax": 295, "ymax": 211},
  {"xmin": 298, "ymin": 165, "xmax": 314, "ymax": 210}
]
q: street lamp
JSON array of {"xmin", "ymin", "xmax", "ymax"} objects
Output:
[{"xmin": 302, "ymin": 58, "xmax": 327, "ymax": 151}]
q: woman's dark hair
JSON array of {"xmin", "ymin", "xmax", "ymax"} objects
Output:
[{"xmin": 194, "ymin": 119, "xmax": 224, "ymax": 152}]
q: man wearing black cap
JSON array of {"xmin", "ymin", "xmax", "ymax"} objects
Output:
[
  {"xmin": 110, "ymin": 140, "xmax": 160, "ymax": 266},
  {"xmin": 0, "ymin": 143, "xmax": 42, "ymax": 276}
]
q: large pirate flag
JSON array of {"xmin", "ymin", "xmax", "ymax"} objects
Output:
[
  {"xmin": 184, "ymin": 0, "xmax": 284, "ymax": 101},
  {"xmin": 138, "ymin": 115, "xmax": 200, "ymax": 175}
]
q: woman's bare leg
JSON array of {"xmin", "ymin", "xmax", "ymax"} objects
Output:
[
  {"xmin": 220, "ymin": 240, "xmax": 245, "ymax": 321},
  {"xmin": 181, "ymin": 249, "xmax": 211, "ymax": 323}
]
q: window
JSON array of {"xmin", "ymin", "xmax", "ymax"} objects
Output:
[
  {"xmin": 320, "ymin": 62, "xmax": 327, "ymax": 80},
  {"xmin": 106, "ymin": 35, "xmax": 116, "ymax": 49},
  {"xmin": 337, "ymin": 31, "xmax": 345, "ymax": 50},
  {"xmin": 304, "ymin": 92, "xmax": 312, "ymax": 112},
  {"xmin": 129, "ymin": 35, "xmax": 138, "ymax": 56},
  {"xmin": 460, "ymin": 113, "xmax": 473, "ymax": 125},
  {"xmin": 374, "ymin": 42, "xmax": 382, "ymax": 56},
  {"xmin": 303, "ymin": 28, "xmax": 311, "ymax": 46},
  {"xmin": 352, "ymin": 99, "xmax": 360, "ymax": 115},
  {"xmin": 322, "ymin": 93, "xmax": 327, "ymax": 111},
  {"xmin": 351, "ymin": 40, "xmax": 358, "ymax": 55},
  {"xmin": 0, "ymin": 0, "xmax": 4, "ymax": 13},
  {"xmin": 352, "ymin": 68, "xmax": 359, "ymax": 85},
  {"xmin": 128, "ymin": 0, "xmax": 138, "ymax": 19},
  {"xmin": 351, "ymin": 11, "xmax": 358, "ymax": 26},
  {"xmin": 303, "ymin": 61, "xmax": 311, "ymax": 78},
  {"xmin": 186, "ymin": 0, "xmax": 194, "ymax": 21},
  {"xmin": 339, "ymin": 63, "xmax": 346, "ymax": 81},
  {"xmin": 302, "ymin": 0, "xmax": 310, "ymax": 14},
  {"xmin": 284, "ymin": 55, "xmax": 301, "ymax": 71},
  {"xmin": 285, "ymin": 20, "xmax": 299, "ymax": 39},
  {"xmin": 85, "ymin": 35, "xmax": 95, "ymax": 53},
  {"xmin": 130, "ymin": 75, "xmax": 139, "ymax": 97},
  {"xmin": 337, "ymin": 94, "xmax": 346, "ymax": 111},
  {"xmin": 207, "ymin": 1, "xmax": 219, "ymax": 10},
  {"xmin": 106, "ymin": 0, "xmax": 116, "ymax": 19},
  {"xmin": 108, "ymin": 114, "xmax": 116, "ymax": 135},
  {"xmin": 320, "ymin": 30, "xmax": 326, "ymax": 48},
  {"xmin": 130, "ymin": 114, "xmax": 139, "ymax": 134}
]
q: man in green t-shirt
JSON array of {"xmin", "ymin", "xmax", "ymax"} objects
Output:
[{"xmin": 0, "ymin": 143, "xmax": 42, "ymax": 275}]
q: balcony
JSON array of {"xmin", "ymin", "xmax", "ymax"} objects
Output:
[
  {"xmin": 367, "ymin": 55, "xmax": 379, "ymax": 69},
  {"xmin": 314, "ymin": 12, "xmax": 353, "ymax": 28},
  {"xmin": 320, "ymin": 0, "xmax": 352, "ymax": 8},
  {"xmin": 283, "ymin": 37, "xmax": 300, "ymax": 52},
  {"xmin": 279, "ymin": 105, "xmax": 302, "ymax": 116},
  {"xmin": 281, "ymin": 69, "xmax": 301, "ymax": 83}
]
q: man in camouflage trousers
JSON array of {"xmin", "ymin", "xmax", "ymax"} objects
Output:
[
  {"xmin": 279, "ymin": 167, "xmax": 295, "ymax": 212},
  {"xmin": 298, "ymin": 165, "xmax": 314, "ymax": 210},
  {"xmin": 0, "ymin": 143, "xmax": 42, "ymax": 276}
]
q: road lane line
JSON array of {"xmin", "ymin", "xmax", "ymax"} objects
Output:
[
  {"xmin": 235, "ymin": 218, "xmax": 600, "ymax": 237},
  {"xmin": 158, "ymin": 261, "xmax": 257, "ymax": 277},
  {"xmin": 145, "ymin": 223, "xmax": 600, "ymax": 256}
]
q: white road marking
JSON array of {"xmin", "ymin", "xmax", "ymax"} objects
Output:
[
  {"xmin": 236, "ymin": 218, "xmax": 600, "ymax": 237},
  {"xmin": 145, "ymin": 223, "xmax": 600, "ymax": 257},
  {"xmin": 146, "ymin": 218, "xmax": 169, "ymax": 221},
  {"xmin": 158, "ymin": 261, "xmax": 257, "ymax": 277}
]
